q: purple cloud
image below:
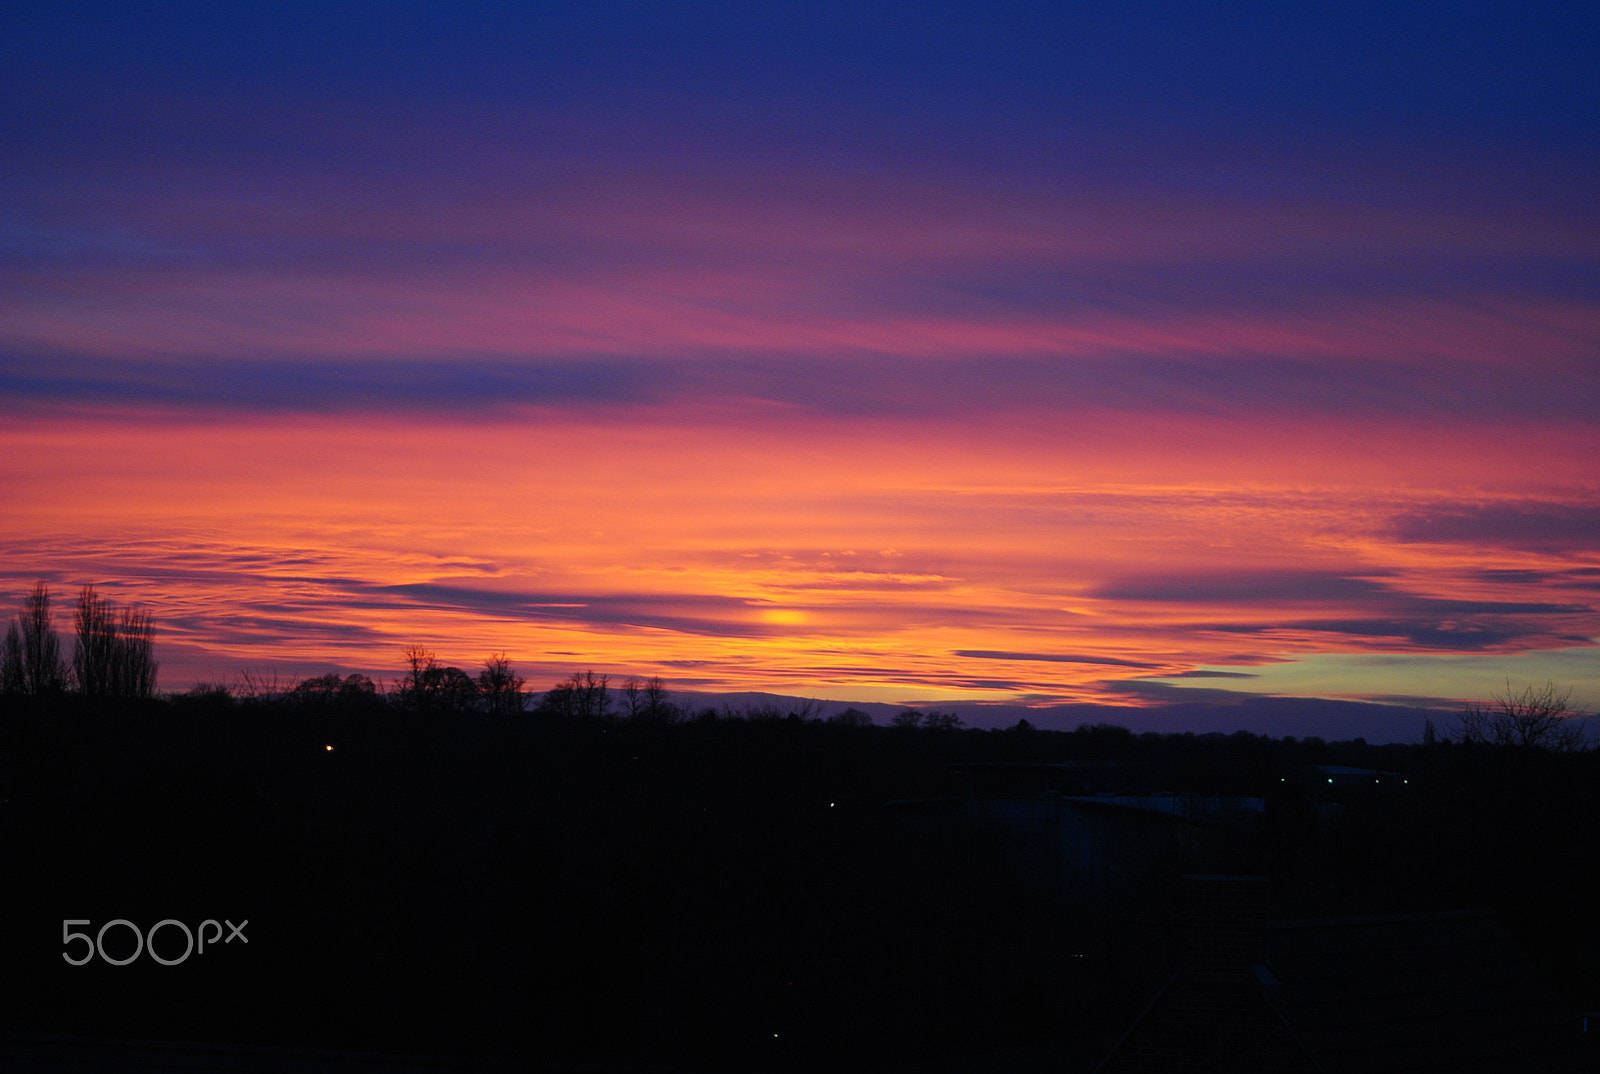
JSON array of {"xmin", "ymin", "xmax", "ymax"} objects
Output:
[{"xmin": 1395, "ymin": 505, "xmax": 1600, "ymax": 552}]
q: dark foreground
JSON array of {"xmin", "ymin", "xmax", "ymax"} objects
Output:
[{"xmin": 3, "ymin": 695, "xmax": 1598, "ymax": 1071}]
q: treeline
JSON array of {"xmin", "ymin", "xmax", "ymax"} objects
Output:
[
  {"xmin": 0, "ymin": 582, "xmax": 156, "ymax": 699},
  {"xmin": 7, "ymin": 579, "xmax": 1587, "ymax": 760},
  {"xmin": 197, "ymin": 645, "xmax": 972, "ymax": 730}
]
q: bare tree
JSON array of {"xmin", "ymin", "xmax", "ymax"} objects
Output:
[
  {"xmin": 73, "ymin": 586, "xmax": 118, "ymax": 697},
  {"xmin": 575, "ymin": 670, "xmax": 609, "ymax": 720},
  {"xmin": 291, "ymin": 672, "xmax": 379, "ymax": 709},
  {"xmin": 1, "ymin": 623, "xmax": 21, "ymax": 695},
  {"xmin": 725, "ymin": 700, "xmax": 785, "ymax": 721},
  {"xmin": 622, "ymin": 677, "xmax": 644, "ymax": 719},
  {"xmin": 923, "ymin": 709, "xmax": 964, "ymax": 731},
  {"xmin": 642, "ymin": 676, "xmax": 679, "ymax": 723},
  {"xmin": 540, "ymin": 672, "xmax": 608, "ymax": 723},
  {"xmin": 396, "ymin": 646, "xmax": 477, "ymax": 713},
  {"xmin": 1451, "ymin": 679, "xmax": 1587, "ymax": 752},
  {"xmin": 2, "ymin": 582, "xmax": 68, "ymax": 695},
  {"xmin": 119, "ymin": 606, "xmax": 157, "ymax": 699},
  {"xmin": 234, "ymin": 668, "xmax": 285, "ymax": 703},
  {"xmin": 618, "ymin": 675, "xmax": 680, "ymax": 723},
  {"xmin": 644, "ymin": 676, "xmax": 672, "ymax": 717},
  {"xmin": 537, "ymin": 677, "xmax": 575, "ymax": 718},
  {"xmin": 790, "ymin": 697, "xmax": 823, "ymax": 721},
  {"xmin": 539, "ymin": 670, "xmax": 610, "ymax": 720},
  {"xmin": 72, "ymin": 585, "xmax": 157, "ymax": 699},
  {"xmin": 891, "ymin": 709, "xmax": 924, "ymax": 729},
  {"xmin": 478, "ymin": 653, "xmax": 524, "ymax": 717},
  {"xmin": 435, "ymin": 665, "xmax": 480, "ymax": 712},
  {"xmin": 397, "ymin": 645, "xmax": 440, "ymax": 711}
]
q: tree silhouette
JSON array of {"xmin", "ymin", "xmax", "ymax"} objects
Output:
[
  {"xmin": 619, "ymin": 675, "xmax": 678, "ymax": 722},
  {"xmin": 73, "ymin": 586, "xmax": 118, "ymax": 697},
  {"xmin": 478, "ymin": 653, "xmax": 524, "ymax": 717},
  {"xmin": 71, "ymin": 585, "xmax": 157, "ymax": 699},
  {"xmin": 891, "ymin": 708, "xmax": 924, "ymax": 729},
  {"xmin": 292, "ymin": 672, "xmax": 379, "ymax": 710},
  {"xmin": 233, "ymin": 667, "xmax": 285, "ymax": 702},
  {"xmin": 436, "ymin": 665, "xmax": 479, "ymax": 711},
  {"xmin": 119, "ymin": 606, "xmax": 157, "ymax": 699},
  {"xmin": 889, "ymin": 708, "xmax": 964, "ymax": 730},
  {"xmin": 3, "ymin": 581, "xmax": 68, "ymax": 695},
  {"xmin": 0, "ymin": 626, "xmax": 19, "ymax": 694},
  {"xmin": 1449, "ymin": 679, "xmax": 1587, "ymax": 752},
  {"xmin": 643, "ymin": 675, "xmax": 678, "ymax": 722},
  {"xmin": 539, "ymin": 670, "xmax": 610, "ymax": 719},
  {"xmin": 397, "ymin": 646, "xmax": 480, "ymax": 714}
]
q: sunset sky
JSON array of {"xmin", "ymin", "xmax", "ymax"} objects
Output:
[{"xmin": 4, "ymin": 2, "xmax": 1598, "ymax": 726}]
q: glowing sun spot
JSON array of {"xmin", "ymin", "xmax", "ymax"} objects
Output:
[{"xmin": 761, "ymin": 608, "xmax": 808, "ymax": 626}]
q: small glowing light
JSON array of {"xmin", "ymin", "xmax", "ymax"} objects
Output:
[
  {"xmin": 760, "ymin": 608, "xmax": 807, "ymax": 625},
  {"xmin": 325, "ymin": 745, "xmax": 334, "ymax": 752},
  {"xmin": 1327, "ymin": 778, "xmax": 1333, "ymax": 783}
]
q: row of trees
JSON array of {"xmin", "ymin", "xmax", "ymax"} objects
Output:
[
  {"xmin": 392, "ymin": 658, "xmax": 677, "ymax": 722},
  {"xmin": 890, "ymin": 707, "xmax": 963, "ymax": 730},
  {"xmin": 10, "ymin": 576, "xmax": 1579, "ymax": 751},
  {"xmin": 395, "ymin": 646, "xmax": 527, "ymax": 717},
  {"xmin": 251, "ymin": 652, "xmax": 971, "ymax": 730},
  {"xmin": 1, "ymin": 582, "xmax": 158, "ymax": 699}
]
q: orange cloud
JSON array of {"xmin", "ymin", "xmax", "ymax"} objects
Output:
[{"xmin": 3, "ymin": 404, "xmax": 1596, "ymax": 701}]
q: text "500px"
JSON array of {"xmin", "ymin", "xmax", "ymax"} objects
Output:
[{"xmin": 63, "ymin": 918, "xmax": 248, "ymax": 966}]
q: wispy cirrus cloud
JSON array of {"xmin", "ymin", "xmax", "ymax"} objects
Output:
[
  {"xmin": 954, "ymin": 650, "xmax": 1162, "ymax": 670},
  {"xmin": 5, "ymin": 346, "xmax": 1598, "ymax": 426},
  {"xmin": 1091, "ymin": 568, "xmax": 1600, "ymax": 655},
  {"xmin": 1394, "ymin": 505, "xmax": 1600, "ymax": 552},
  {"xmin": 0, "ymin": 352, "xmax": 671, "ymax": 414}
]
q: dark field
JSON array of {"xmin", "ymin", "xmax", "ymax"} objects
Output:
[{"xmin": 5, "ymin": 695, "xmax": 1599, "ymax": 1071}]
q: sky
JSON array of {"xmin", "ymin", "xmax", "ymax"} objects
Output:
[{"xmin": 3, "ymin": 2, "xmax": 1599, "ymax": 732}]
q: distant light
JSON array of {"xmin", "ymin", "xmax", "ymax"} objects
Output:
[
  {"xmin": 1327, "ymin": 778, "xmax": 1333, "ymax": 783},
  {"xmin": 829, "ymin": 802, "xmax": 835, "ymax": 807},
  {"xmin": 325, "ymin": 745, "xmax": 334, "ymax": 752}
]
